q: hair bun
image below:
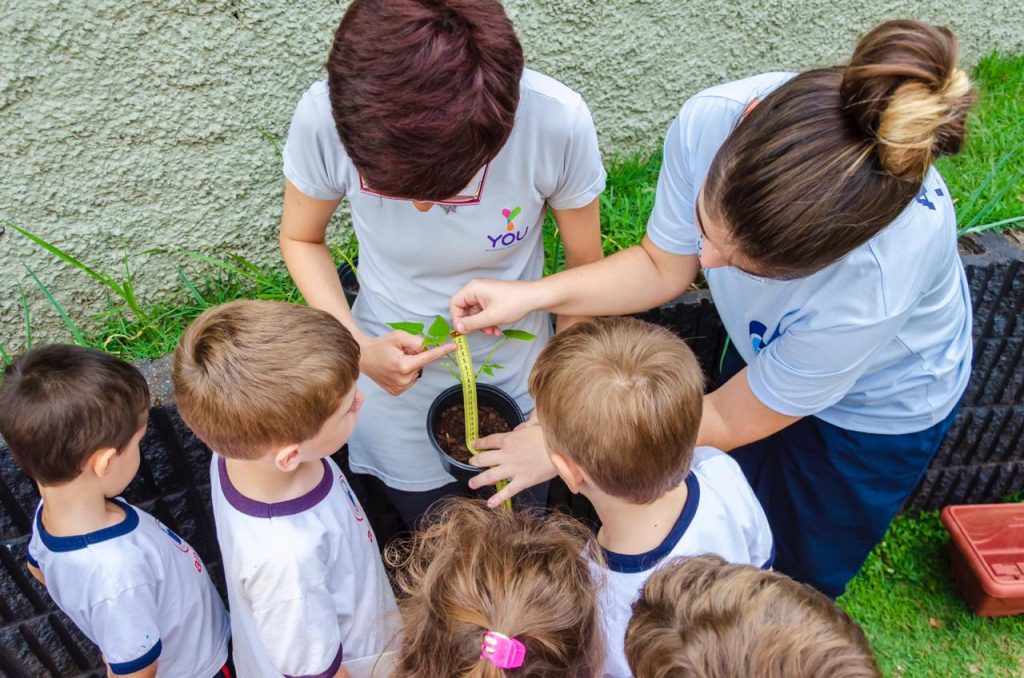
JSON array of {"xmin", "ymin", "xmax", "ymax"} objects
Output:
[{"xmin": 840, "ymin": 20, "xmax": 975, "ymax": 181}]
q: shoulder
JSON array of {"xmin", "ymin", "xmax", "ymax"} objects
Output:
[
  {"xmin": 692, "ymin": 72, "xmax": 796, "ymax": 107},
  {"xmin": 669, "ymin": 72, "xmax": 796, "ymax": 151},
  {"xmin": 518, "ymin": 69, "xmax": 593, "ymax": 142},
  {"xmin": 287, "ymin": 80, "xmax": 344, "ymax": 149},
  {"xmin": 521, "ymin": 68, "xmax": 586, "ymax": 113},
  {"xmin": 291, "ymin": 80, "xmax": 333, "ymax": 126},
  {"xmin": 690, "ymin": 445, "xmax": 746, "ymax": 482}
]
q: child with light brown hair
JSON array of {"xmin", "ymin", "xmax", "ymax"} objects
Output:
[
  {"xmin": 173, "ymin": 299, "xmax": 398, "ymax": 678},
  {"xmin": 528, "ymin": 316, "xmax": 774, "ymax": 677},
  {"xmin": 385, "ymin": 497, "xmax": 604, "ymax": 677},
  {"xmin": 625, "ymin": 555, "xmax": 880, "ymax": 678}
]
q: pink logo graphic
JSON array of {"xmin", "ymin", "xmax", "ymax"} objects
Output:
[{"xmin": 500, "ymin": 206, "xmax": 522, "ymax": 231}]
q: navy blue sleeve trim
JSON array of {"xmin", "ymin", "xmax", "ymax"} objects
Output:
[
  {"xmin": 284, "ymin": 643, "xmax": 343, "ymax": 678},
  {"xmin": 760, "ymin": 542, "xmax": 776, "ymax": 570},
  {"xmin": 24, "ymin": 548, "xmax": 39, "ymax": 569},
  {"xmin": 108, "ymin": 639, "xmax": 162, "ymax": 675}
]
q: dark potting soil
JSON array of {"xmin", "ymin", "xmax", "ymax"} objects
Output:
[{"xmin": 435, "ymin": 404, "xmax": 512, "ymax": 464}]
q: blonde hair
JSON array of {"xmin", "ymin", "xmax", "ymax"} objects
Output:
[
  {"xmin": 529, "ymin": 317, "xmax": 704, "ymax": 504},
  {"xmin": 172, "ymin": 300, "xmax": 360, "ymax": 459},
  {"xmin": 625, "ymin": 556, "xmax": 880, "ymax": 678},
  {"xmin": 386, "ymin": 498, "xmax": 604, "ymax": 677}
]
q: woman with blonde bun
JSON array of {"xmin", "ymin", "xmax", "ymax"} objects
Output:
[{"xmin": 450, "ymin": 20, "xmax": 976, "ymax": 598}]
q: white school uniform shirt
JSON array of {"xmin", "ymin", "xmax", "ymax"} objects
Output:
[
  {"xmin": 595, "ymin": 447, "xmax": 774, "ymax": 678},
  {"xmin": 647, "ymin": 72, "xmax": 972, "ymax": 434},
  {"xmin": 283, "ymin": 69, "xmax": 606, "ymax": 491},
  {"xmin": 210, "ymin": 455, "xmax": 399, "ymax": 678},
  {"xmin": 27, "ymin": 499, "xmax": 230, "ymax": 677}
]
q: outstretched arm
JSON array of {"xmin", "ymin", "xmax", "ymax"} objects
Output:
[{"xmin": 451, "ymin": 235, "xmax": 700, "ymax": 335}]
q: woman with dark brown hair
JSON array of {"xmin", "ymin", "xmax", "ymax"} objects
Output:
[
  {"xmin": 450, "ymin": 19, "xmax": 975, "ymax": 598},
  {"xmin": 279, "ymin": 1, "xmax": 606, "ymax": 530}
]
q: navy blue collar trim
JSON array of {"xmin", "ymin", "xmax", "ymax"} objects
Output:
[
  {"xmin": 36, "ymin": 498, "xmax": 139, "ymax": 552},
  {"xmin": 603, "ymin": 473, "xmax": 700, "ymax": 574},
  {"xmin": 219, "ymin": 457, "xmax": 333, "ymax": 519}
]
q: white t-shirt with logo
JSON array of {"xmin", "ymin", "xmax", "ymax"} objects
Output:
[
  {"xmin": 594, "ymin": 447, "xmax": 774, "ymax": 678},
  {"xmin": 27, "ymin": 499, "xmax": 230, "ymax": 677},
  {"xmin": 646, "ymin": 72, "xmax": 972, "ymax": 434},
  {"xmin": 210, "ymin": 456, "xmax": 400, "ymax": 677},
  {"xmin": 282, "ymin": 70, "xmax": 606, "ymax": 491}
]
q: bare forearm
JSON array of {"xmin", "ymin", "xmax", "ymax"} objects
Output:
[
  {"xmin": 697, "ymin": 369, "xmax": 800, "ymax": 451},
  {"xmin": 280, "ymin": 236, "xmax": 366, "ymax": 341},
  {"xmin": 537, "ymin": 240, "xmax": 698, "ymax": 318}
]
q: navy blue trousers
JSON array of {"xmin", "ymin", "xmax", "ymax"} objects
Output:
[{"xmin": 720, "ymin": 341, "xmax": 959, "ymax": 598}]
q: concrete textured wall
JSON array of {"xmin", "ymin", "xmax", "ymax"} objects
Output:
[{"xmin": 3, "ymin": 0, "xmax": 1023, "ymax": 347}]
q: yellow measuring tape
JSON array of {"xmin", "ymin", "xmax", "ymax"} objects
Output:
[{"xmin": 451, "ymin": 332, "xmax": 512, "ymax": 511}]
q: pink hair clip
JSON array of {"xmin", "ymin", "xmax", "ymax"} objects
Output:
[{"xmin": 481, "ymin": 631, "xmax": 526, "ymax": 669}]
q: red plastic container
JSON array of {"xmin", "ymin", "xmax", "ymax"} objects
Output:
[{"xmin": 941, "ymin": 503, "xmax": 1024, "ymax": 617}]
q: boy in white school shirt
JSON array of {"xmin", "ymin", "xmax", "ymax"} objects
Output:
[
  {"xmin": 528, "ymin": 317, "xmax": 774, "ymax": 678},
  {"xmin": 173, "ymin": 300, "xmax": 399, "ymax": 678},
  {"xmin": 0, "ymin": 345, "xmax": 230, "ymax": 678}
]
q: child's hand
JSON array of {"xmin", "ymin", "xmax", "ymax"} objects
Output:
[
  {"xmin": 360, "ymin": 330, "xmax": 456, "ymax": 396},
  {"xmin": 467, "ymin": 422, "xmax": 556, "ymax": 509},
  {"xmin": 450, "ymin": 278, "xmax": 541, "ymax": 337}
]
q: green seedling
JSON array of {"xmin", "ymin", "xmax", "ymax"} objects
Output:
[{"xmin": 387, "ymin": 314, "xmax": 535, "ymax": 382}]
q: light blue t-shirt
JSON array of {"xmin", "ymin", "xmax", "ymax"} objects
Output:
[{"xmin": 647, "ymin": 73, "xmax": 972, "ymax": 434}]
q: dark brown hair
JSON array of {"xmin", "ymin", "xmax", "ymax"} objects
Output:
[
  {"xmin": 326, "ymin": 0, "xmax": 524, "ymax": 201},
  {"xmin": 0, "ymin": 345, "xmax": 149, "ymax": 486},
  {"xmin": 529, "ymin": 317, "xmax": 704, "ymax": 504},
  {"xmin": 626, "ymin": 555, "xmax": 880, "ymax": 678},
  {"xmin": 386, "ymin": 498, "xmax": 604, "ymax": 678},
  {"xmin": 173, "ymin": 300, "xmax": 360, "ymax": 459},
  {"xmin": 704, "ymin": 20, "xmax": 974, "ymax": 279}
]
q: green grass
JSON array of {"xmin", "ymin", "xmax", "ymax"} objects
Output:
[
  {"xmin": 839, "ymin": 509, "xmax": 1024, "ymax": 677},
  {"xmin": 937, "ymin": 52, "xmax": 1024, "ymax": 235}
]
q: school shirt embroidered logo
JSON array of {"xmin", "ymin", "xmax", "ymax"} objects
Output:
[
  {"xmin": 155, "ymin": 518, "xmax": 204, "ymax": 572},
  {"xmin": 486, "ymin": 206, "xmax": 528, "ymax": 251},
  {"xmin": 749, "ymin": 311, "xmax": 798, "ymax": 354}
]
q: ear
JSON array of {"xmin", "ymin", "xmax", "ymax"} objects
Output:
[
  {"xmin": 742, "ymin": 97, "xmax": 761, "ymax": 118},
  {"xmin": 549, "ymin": 452, "xmax": 585, "ymax": 495},
  {"xmin": 89, "ymin": 447, "xmax": 120, "ymax": 478},
  {"xmin": 273, "ymin": 445, "xmax": 302, "ymax": 473}
]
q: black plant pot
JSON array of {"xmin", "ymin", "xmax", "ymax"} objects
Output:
[
  {"xmin": 336, "ymin": 256, "xmax": 359, "ymax": 307},
  {"xmin": 427, "ymin": 383, "xmax": 524, "ymax": 483}
]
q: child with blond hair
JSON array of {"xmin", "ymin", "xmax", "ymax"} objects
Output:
[
  {"xmin": 386, "ymin": 497, "xmax": 604, "ymax": 677},
  {"xmin": 626, "ymin": 555, "xmax": 880, "ymax": 678},
  {"xmin": 174, "ymin": 300, "xmax": 398, "ymax": 677},
  {"xmin": 529, "ymin": 317, "xmax": 774, "ymax": 676}
]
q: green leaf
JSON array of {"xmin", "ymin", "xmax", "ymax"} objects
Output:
[
  {"xmin": 0, "ymin": 342, "xmax": 10, "ymax": 366},
  {"xmin": 10, "ymin": 223, "xmax": 122, "ymax": 295},
  {"xmin": 18, "ymin": 284, "xmax": 31, "ymax": 351},
  {"xmin": 481, "ymin": 365, "xmax": 494, "ymax": 377},
  {"xmin": 501, "ymin": 329, "xmax": 536, "ymax": 341},
  {"xmin": 426, "ymin": 315, "xmax": 451, "ymax": 340},
  {"xmin": 23, "ymin": 264, "xmax": 86, "ymax": 345},
  {"xmin": 175, "ymin": 265, "xmax": 207, "ymax": 305},
  {"xmin": 388, "ymin": 321, "xmax": 424, "ymax": 335}
]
